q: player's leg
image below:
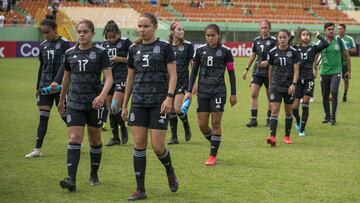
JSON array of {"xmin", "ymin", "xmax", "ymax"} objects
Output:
[
  {"xmin": 342, "ymin": 64, "xmax": 349, "ymax": 102},
  {"xmin": 293, "ymin": 81, "xmax": 303, "ymax": 132},
  {"xmin": 149, "ymin": 107, "xmax": 178, "ymax": 192},
  {"xmin": 197, "ymin": 97, "xmax": 212, "ymax": 142},
  {"xmin": 330, "ymin": 73, "xmax": 341, "ymax": 125},
  {"xmin": 247, "ymin": 81, "xmax": 261, "ymax": 127},
  {"xmin": 264, "ymin": 78, "xmax": 271, "ymax": 127},
  {"xmin": 283, "ymin": 94, "xmax": 295, "ymax": 144},
  {"xmin": 86, "ymin": 107, "xmax": 106, "ymax": 186},
  {"xmin": 106, "ymin": 84, "xmax": 120, "ymax": 146},
  {"xmin": 267, "ymin": 91, "xmax": 281, "ymax": 147},
  {"xmin": 299, "ymin": 79, "xmax": 314, "ymax": 136},
  {"xmin": 26, "ymin": 94, "xmax": 53, "ymax": 158},
  {"xmin": 127, "ymin": 107, "xmax": 149, "ymax": 201},
  {"xmin": 168, "ymin": 91, "xmax": 180, "ymax": 144},
  {"xmin": 54, "ymin": 93, "xmax": 67, "ymax": 124},
  {"xmin": 175, "ymin": 90, "xmax": 191, "ymax": 142},
  {"xmin": 320, "ymin": 75, "xmax": 331, "ymax": 123},
  {"xmin": 113, "ymin": 83, "xmax": 128, "ymax": 144},
  {"xmin": 59, "ymin": 108, "xmax": 86, "ymax": 192}
]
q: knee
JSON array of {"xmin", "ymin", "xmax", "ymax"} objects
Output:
[
  {"xmin": 199, "ymin": 124, "xmax": 209, "ymax": 134},
  {"xmin": 133, "ymin": 137, "xmax": 147, "ymax": 149},
  {"xmin": 152, "ymin": 144, "xmax": 165, "ymax": 156},
  {"xmin": 69, "ymin": 135, "xmax": 82, "ymax": 144},
  {"xmin": 211, "ymin": 120, "xmax": 221, "ymax": 131},
  {"xmin": 251, "ymin": 93, "xmax": 258, "ymax": 100}
]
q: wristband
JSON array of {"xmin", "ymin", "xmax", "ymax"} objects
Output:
[
  {"xmin": 167, "ymin": 93, "xmax": 175, "ymax": 98},
  {"xmin": 292, "ymin": 82, "xmax": 297, "ymax": 86}
]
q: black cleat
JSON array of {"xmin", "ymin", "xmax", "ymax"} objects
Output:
[
  {"xmin": 168, "ymin": 138, "xmax": 179, "ymax": 145},
  {"xmin": 331, "ymin": 119, "xmax": 336, "ymax": 126},
  {"xmin": 128, "ymin": 191, "xmax": 147, "ymax": 201},
  {"xmin": 106, "ymin": 138, "xmax": 121, "ymax": 146},
  {"xmin": 343, "ymin": 95, "xmax": 347, "ymax": 102},
  {"xmin": 121, "ymin": 126, "xmax": 129, "ymax": 145},
  {"xmin": 89, "ymin": 175, "xmax": 100, "ymax": 186},
  {"xmin": 246, "ymin": 119, "xmax": 258, "ymax": 127},
  {"xmin": 322, "ymin": 119, "xmax": 331, "ymax": 124},
  {"xmin": 184, "ymin": 124, "xmax": 192, "ymax": 142},
  {"xmin": 167, "ymin": 173, "xmax": 179, "ymax": 192},
  {"xmin": 59, "ymin": 177, "xmax": 76, "ymax": 192},
  {"xmin": 265, "ymin": 118, "xmax": 270, "ymax": 127}
]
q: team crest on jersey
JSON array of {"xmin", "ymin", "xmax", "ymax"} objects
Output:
[
  {"xmin": 270, "ymin": 93, "xmax": 275, "ymax": 100},
  {"xmin": 334, "ymin": 44, "xmax": 339, "ymax": 50},
  {"xmin": 89, "ymin": 51, "xmax": 96, "ymax": 59},
  {"xmin": 153, "ymin": 46, "xmax": 161, "ymax": 54},
  {"xmin": 216, "ymin": 49, "xmax": 222, "ymax": 57},
  {"xmin": 178, "ymin": 45, "xmax": 184, "ymax": 51},
  {"xmin": 266, "ymin": 40, "xmax": 271, "ymax": 46},
  {"xmin": 116, "ymin": 42, "xmax": 122, "ymax": 48},
  {"xmin": 55, "ymin": 43, "xmax": 61, "ymax": 49},
  {"xmin": 287, "ymin": 51, "xmax": 292, "ymax": 57}
]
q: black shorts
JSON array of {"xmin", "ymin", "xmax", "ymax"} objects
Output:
[
  {"xmin": 66, "ymin": 107, "xmax": 105, "ymax": 128},
  {"xmin": 270, "ymin": 90, "xmax": 294, "ymax": 104},
  {"xmin": 175, "ymin": 84, "xmax": 186, "ymax": 95},
  {"xmin": 108, "ymin": 82, "xmax": 126, "ymax": 95},
  {"xmin": 197, "ymin": 97, "xmax": 226, "ymax": 112},
  {"xmin": 128, "ymin": 106, "xmax": 168, "ymax": 130},
  {"xmin": 251, "ymin": 75, "xmax": 269, "ymax": 89},
  {"xmin": 295, "ymin": 79, "xmax": 315, "ymax": 98},
  {"xmin": 342, "ymin": 65, "xmax": 348, "ymax": 79},
  {"xmin": 37, "ymin": 92, "xmax": 60, "ymax": 107}
]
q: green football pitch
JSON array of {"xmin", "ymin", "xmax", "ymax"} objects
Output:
[{"xmin": 0, "ymin": 58, "xmax": 359, "ymax": 202}]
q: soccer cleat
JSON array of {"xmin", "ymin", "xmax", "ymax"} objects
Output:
[
  {"xmin": 322, "ymin": 119, "xmax": 331, "ymax": 124},
  {"xmin": 102, "ymin": 122, "xmax": 108, "ymax": 131},
  {"xmin": 168, "ymin": 138, "xmax": 179, "ymax": 145},
  {"xmin": 283, "ymin": 135, "xmax": 293, "ymax": 144},
  {"xmin": 246, "ymin": 119, "xmax": 258, "ymax": 127},
  {"xmin": 205, "ymin": 155, "xmax": 217, "ymax": 166},
  {"xmin": 59, "ymin": 177, "xmax": 76, "ymax": 192},
  {"xmin": 331, "ymin": 119, "xmax": 336, "ymax": 126},
  {"xmin": 310, "ymin": 97, "xmax": 315, "ymax": 103},
  {"xmin": 184, "ymin": 124, "xmax": 192, "ymax": 142},
  {"xmin": 89, "ymin": 175, "xmax": 100, "ymax": 186},
  {"xmin": 298, "ymin": 131, "xmax": 305, "ymax": 137},
  {"xmin": 343, "ymin": 94, "xmax": 347, "ymax": 102},
  {"xmin": 121, "ymin": 126, "xmax": 129, "ymax": 145},
  {"xmin": 295, "ymin": 122, "xmax": 300, "ymax": 132},
  {"xmin": 106, "ymin": 138, "xmax": 121, "ymax": 146},
  {"xmin": 264, "ymin": 118, "xmax": 270, "ymax": 127},
  {"xmin": 127, "ymin": 191, "xmax": 147, "ymax": 201},
  {"xmin": 266, "ymin": 136, "xmax": 276, "ymax": 147},
  {"xmin": 167, "ymin": 173, "xmax": 179, "ymax": 192},
  {"xmin": 25, "ymin": 148, "xmax": 42, "ymax": 158}
]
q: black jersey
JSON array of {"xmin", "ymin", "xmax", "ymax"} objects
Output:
[
  {"xmin": 251, "ymin": 36, "xmax": 277, "ymax": 77},
  {"xmin": 102, "ymin": 37, "xmax": 132, "ymax": 84},
  {"xmin": 128, "ymin": 38, "xmax": 176, "ymax": 107},
  {"xmin": 268, "ymin": 46, "xmax": 300, "ymax": 93},
  {"xmin": 172, "ymin": 40, "xmax": 194, "ymax": 86},
  {"xmin": 37, "ymin": 37, "xmax": 70, "ymax": 89},
  {"xmin": 294, "ymin": 36, "xmax": 328, "ymax": 80},
  {"xmin": 64, "ymin": 44, "xmax": 110, "ymax": 110},
  {"xmin": 193, "ymin": 43, "xmax": 234, "ymax": 98}
]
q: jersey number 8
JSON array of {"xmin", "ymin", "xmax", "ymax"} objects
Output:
[{"xmin": 207, "ymin": 56, "xmax": 213, "ymax": 66}]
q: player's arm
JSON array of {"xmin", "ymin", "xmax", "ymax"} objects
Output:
[
  {"xmin": 225, "ymin": 50, "xmax": 237, "ymax": 107},
  {"xmin": 161, "ymin": 44, "xmax": 177, "ymax": 114},
  {"xmin": 243, "ymin": 52, "xmax": 256, "ymax": 80},
  {"xmin": 36, "ymin": 52, "xmax": 44, "ymax": 93},
  {"xmin": 268, "ymin": 51, "xmax": 274, "ymax": 88},
  {"xmin": 289, "ymin": 51, "xmax": 300, "ymax": 95},
  {"xmin": 343, "ymin": 48, "xmax": 351, "ymax": 79},
  {"xmin": 58, "ymin": 69, "xmax": 70, "ymax": 114},
  {"xmin": 349, "ymin": 37, "xmax": 357, "ymax": 55},
  {"xmin": 315, "ymin": 32, "xmax": 329, "ymax": 52},
  {"xmin": 93, "ymin": 51, "xmax": 113, "ymax": 109}
]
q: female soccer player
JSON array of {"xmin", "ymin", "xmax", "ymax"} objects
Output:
[
  {"xmin": 121, "ymin": 13, "xmax": 178, "ymax": 201},
  {"xmin": 25, "ymin": 16, "xmax": 70, "ymax": 158},
  {"xmin": 102, "ymin": 20, "xmax": 132, "ymax": 146},
  {"xmin": 292, "ymin": 29, "xmax": 329, "ymax": 136},
  {"xmin": 267, "ymin": 29, "xmax": 299, "ymax": 147},
  {"xmin": 58, "ymin": 19, "xmax": 113, "ymax": 192},
  {"xmin": 242, "ymin": 20, "xmax": 276, "ymax": 127},
  {"xmin": 167, "ymin": 21, "xmax": 193, "ymax": 144},
  {"xmin": 184, "ymin": 24, "xmax": 237, "ymax": 166}
]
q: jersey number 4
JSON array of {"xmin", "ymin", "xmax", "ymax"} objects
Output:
[{"xmin": 78, "ymin": 59, "xmax": 88, "ymax": 71}]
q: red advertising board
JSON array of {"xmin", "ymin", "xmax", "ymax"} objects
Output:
[{"xmin": 0, "ymin": 42, "xmax": 17, "ymax": 58}]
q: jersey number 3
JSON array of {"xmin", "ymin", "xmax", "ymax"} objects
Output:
[{"xmin": 142, "ymin": 54, "xmax": 149, "ymax": 67}]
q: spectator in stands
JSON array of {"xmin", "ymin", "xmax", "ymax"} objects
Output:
[
  {"xmin": 0, "ymin": 12, "xmax": 4, "ymax": 27},
  {"xmin": 25, "ymin": 14, "xmax": 32, "ymax": 26},
  {"xmin": 199, "ymin": 0, "xmax": 205, "ymax": 9},
  {"xmin": 190, "ymin": 0, "xmax": 197, "ymax": 8},
  {"xmin": 244, "ymin": 8, "xmax": 252, "ymax": 17},
  {"xmin": 12, "ymin": 14, "xmax": 17, "ymax": 26},
  {"xmin": 2, "ymin": 0, "xmax": 8, "ymax": 12}
]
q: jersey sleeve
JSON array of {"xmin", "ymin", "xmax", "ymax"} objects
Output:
[
  {"xmin": 63, "ymin": 41, "xmax": 70, "ymax": 54},
  {"xmin": 187, "ymin": 43, "xmax": 194, "ymax": 61},
  {"xmin": 127, "ymin": 47, "xmax": 135, "ymax": 69},
  {"xmin": 164, "ymin": 43, "xmax": 176, "ymax": 63},
  {"xmin": 224, "ymin": 48, "xmax": 234, "ymax": 63},
  {"xmin": 64, "ymin": 52, "xmax": 71, "ymax": 71},
  {"xmin": 293, "ymin": 49, "xmax": 300, "ymax": 64},
  {"xmin": 125, "ymin": 38, "xmax": 133, "ymax": 51},
  {"xmin": 268, "ymin": 51, "xmax": 274, "ymax": 65},
  {"xmin": 100, "ymin": 50, "xmax": 110, "ymax": 70},
  {"xmin": 251, "ymin": 39, "xmax": 256, "ymax": 53},
  {"xmin": 192, "ymin": 47, "xmax": 201, "ymax": 65}
]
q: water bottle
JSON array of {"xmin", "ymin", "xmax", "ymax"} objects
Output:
[
  {"xmin": 41, "ymin": 85, "xmax": 62, "ymax": 95},
  {"xmin": 181, "ymin": 98, "xmax": 191, "ymax": 114}
]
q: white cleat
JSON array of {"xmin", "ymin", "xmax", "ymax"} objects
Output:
[
  {"xmin": 310, "ymin": 97, "xmax": 315, "ymax": 103},
  {"xmin": 25, "ymin": 148, "xmax": 42, "ymax": 158}
]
